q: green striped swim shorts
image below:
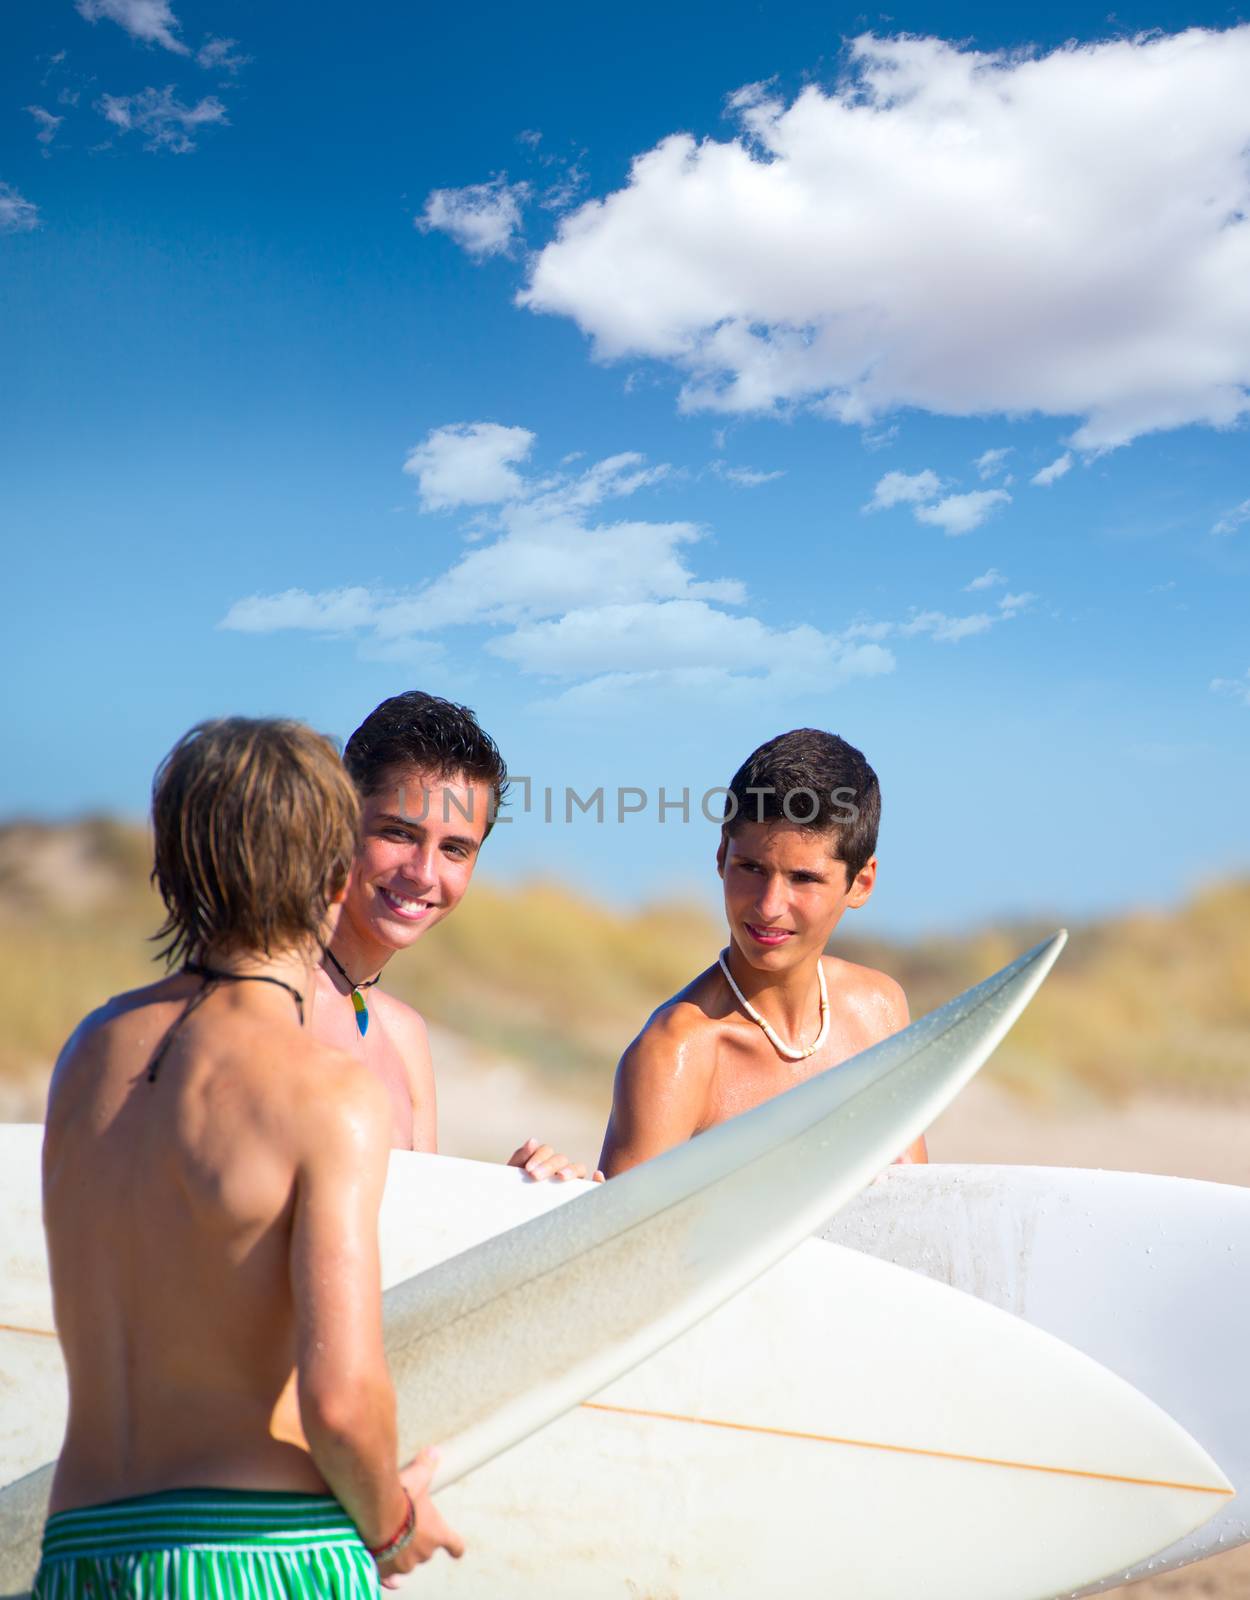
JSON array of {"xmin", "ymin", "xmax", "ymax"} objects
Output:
[{"xmin": 33, "ymin": 1489, "xmax": 379, "ymax": 1600}]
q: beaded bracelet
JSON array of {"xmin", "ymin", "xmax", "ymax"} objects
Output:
[{"xmin": 368, "ymin": 1491, "xmax": 416, "ymax": 1562}]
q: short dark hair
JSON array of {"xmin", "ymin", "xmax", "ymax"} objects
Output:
[
  {"xmin": 151, "ymin": 718, "xmax": 360, "ymax": 968},
  {"xmin": 343, "ymin": 691, "xmax": 509, "ymax": 833},
  {"xmin": 723, "ymin": 728, "xmax": 880, "ymax": 884}
]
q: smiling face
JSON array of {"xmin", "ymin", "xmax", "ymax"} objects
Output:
[
  {"xmin": 717, "ymin": 820, "xmax": 877, "ymax": 973},
  {"xmin": 341, "ymin": 764, "xmax": 493, "ymax": 957}
]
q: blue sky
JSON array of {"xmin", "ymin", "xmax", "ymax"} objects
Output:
[{"xmin": 2, "ymin": 0, "xmax": 1247, "ymax": 935}]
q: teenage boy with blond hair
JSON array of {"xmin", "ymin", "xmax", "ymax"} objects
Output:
[
  {"xmin": 600, "ymin": 728, "xmax": 926, "ymax": 1176},
  {"xmin": 36, "ymin": 718, "xmax": 462, "ymax": 1600}
]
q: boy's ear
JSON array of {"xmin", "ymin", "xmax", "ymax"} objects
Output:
[
  {"xmin": 847, "ymin": 855, "xmax": 878, "ymax": 910},
  {"xmin": 715, "ymin": 831, "xmax": 728, "ymax": 878}
]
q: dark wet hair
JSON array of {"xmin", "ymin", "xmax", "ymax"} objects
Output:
[
  {"xmin": 343, "ymin": 691, "xmax": 509, "ymax": 834},
  {"xmin": 723, "ymin": 728, "xmax": 881, "ymax": 884},
  {"xmin": 151, "ymin": 717, "xmax": 359, "ymax": 967}
]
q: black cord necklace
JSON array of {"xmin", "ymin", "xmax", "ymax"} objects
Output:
[
  {"xmin": 147, "ymin": 962, "xmax": 306, "ymax": 1084},
  {"xmin": 324, "ymin": 947, "xmax": 381, "ymax": 1038}
]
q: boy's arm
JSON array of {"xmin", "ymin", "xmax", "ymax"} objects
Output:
[
  {"xmin": 599, "ymin": 1016, "xmax": 710, "ymax": 1178},
  {"xmin": 375, "ymin": 996, "xmax": 438, "ymax": 1153},
  {"xmin": 289, "ymin": 1060, "xmax": 460, "ymax": 1569}
]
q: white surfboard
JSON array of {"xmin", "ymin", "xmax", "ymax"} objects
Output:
[
  {"xmin": 826, "ymin": 1162, "xmax": 1250, "ymax": 1591},
  {"xmin": 0, "ymin": 932, "xmax": 1228, "ymax": 1597},
  {"xmin": 0, "ymin": 1129, "xmax": 1234, "ymax": 1599}
]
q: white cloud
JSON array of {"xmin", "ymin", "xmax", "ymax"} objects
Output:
[
  {"xmin": 97, "ymin": 86, "xmax": 227, "ymax": 152},
  {"xmin": 901, "ymin": 610, "xmax": 993, "ymax": 643},
  {"xmin": 1210, "ymin": 669, "xmax": 1250, "ymax": 707},
  {"xmin": 402, "ymin": 422, "xmax": 535, "ymax": 511},
  {"xmin": 402, "ymin": 507, "xmax": 741, "ymax": 633},
  {"xmin": 1212, "ymin": 498, "xmax": 1250, "ymax": 536},
  {"xmin": 489, "ymin": 601, "xmax": 885, "ymax": 679},
  {"xmin": 419, "ymin": 176, "xmax": 528, "ymax": 259},
  {"xmin": 966, "ymin": 567, "xmax": 1006, "ymax": 591},
  {"xmin": 196, "ymin": 37, "xmax": 250, "ymax": 73},
  {"xmin": 864, "ymin": 469, "xmax": 943, "ymax": 511},
  {"xmin": 849, "ymin": 583, "xmax": 1037, "ymax": 648},
  {"xmin": 0, "ymin": 183, "xmax": 40, "ymax": 233},
  {"xmin": 1032, "ymin": 452, "xmax": 1073, "ymax": 487},
  {"xmin": 221, "ymin": 429, "xmax": 1040, "ymax": 702},
  {"xmin": 712, "ymin": 461, "xmax": 784, "ymax": 488},
  {"xmin": 975, "ymin": 447, "xmax": 1013, "ymax": 480},
  {"xmin": 233, "ymin": 442, "xmax": 736, "ymax": 638},
  {"xmin": 540, "ymin": 165, "xmax": 588, "ymax": 213},
  {"xmin": 528, "ymin": 453, "xmax": 673, "ymax": 517},
  {"xmin": 27, "ymin": 107, "xmax": 63, "ymax": 146},
  {"xmin": 221, "ymin": 431, "xmax": 908, "ymax": 700},
  {"xmin": 221, "ymin": 588, "xmax": 380, "ymax": 635},
  {"xmin": 76, "ymin": 0, "xmax": 188, "ymax": 54},
  {"xmin": 520, "ymin": 29, "xmax": 1250, "ymax": 450},
  {"xmin": 914, "ymin": 489, "xmax": 1011, "ymax": 536},
  {"xmin": 531, "ymin": 650, "xmax": 892, "ymax": 714},
  {"xmin": 864, "ymin": 470, "xmax": 1010, "ymax": 534}
]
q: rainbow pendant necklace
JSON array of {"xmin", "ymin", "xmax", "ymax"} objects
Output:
[{"xmin": 324, "ymin": 947, "xmax": 381, "ymax": 1038}]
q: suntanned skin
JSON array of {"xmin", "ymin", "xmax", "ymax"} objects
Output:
[
  {"xmin": 316, "ymin": 763, "xmax": 598, "ymax": 1181},
  {"xmin": 43, "ymin": 943, "xmax": 462, "ymax": 1579},
  {"xmin": 600, "ymin": 820, "xmax": 927, "ymax": 1177}
]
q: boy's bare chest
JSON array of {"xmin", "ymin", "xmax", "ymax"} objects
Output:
[
  {"xmin": 700, "ymin": 1009, "xmax": 882, "ymax": 1131},
  {"xmin": 311, "ymin": 988, "xmax": 415, "ymax": 1149}
]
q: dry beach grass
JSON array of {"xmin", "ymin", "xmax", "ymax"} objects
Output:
[
  {"xmin": 3, "ymin": 818, "xmax": 1250, "ymax": 1108},
  {"xmin": 2, "ymin": 819, "xmax": 1247, "ymax": 1593}
]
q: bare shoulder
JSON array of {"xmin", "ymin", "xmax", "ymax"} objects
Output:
[
  {"xmin": 823, "ymin": 956, "xmax": 909, "ymax": 1030},
  {"xmin": 47, "ymin": 979, "xmax": 195, "ymax": 1111},
  {"xmin": 620, "ymin": 977, "xmax": 721, "ymax": 1089},
  {"xmin": 285, "ymin": 1035, "xmax": 393, "ymax": 1168},
  {"xmin": 56, "ymin": 978, "xmax": 182, "ymax": 1057},
  {"xmin": 602, "ymin": 972, "xmax": 722, "ymax": 1174},
  {"xmin": 369, "ymin": 988, "xmax": 430, "ymax": 1056}
]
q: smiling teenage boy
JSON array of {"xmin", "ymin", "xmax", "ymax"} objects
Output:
[
  {"xmin": 315, "ymin": 690, "xmax": 594, "ymax": 1179},
  {"xmin": 599, "ymin": 728, "xmax": 926, "ymax": 1176}
]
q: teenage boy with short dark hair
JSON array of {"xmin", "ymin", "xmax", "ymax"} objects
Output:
[
  {"xmin": 315, "ymin": 690, "xmax": 596, "ymax": 1180},
  {"xmin": 599, "ymin": 727, "xmax": 926, "ymax": 1176}
]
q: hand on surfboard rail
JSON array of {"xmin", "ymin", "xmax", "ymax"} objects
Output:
[
  {"xmin": 377, "ymin": 1448, "xmax": 465, "ymax": 1585},
  {"xmin": 507, "ymin": 1136, "xmax": 605, "ymax": 1183}
]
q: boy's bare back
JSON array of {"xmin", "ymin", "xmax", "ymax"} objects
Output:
[{"xmin": 43, "ymin": 972, "xmax": 390, "ymax": 1513}]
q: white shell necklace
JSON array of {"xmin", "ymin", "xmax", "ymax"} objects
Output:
[{"xmin": 717, "ymin": 948, "xmax": 830, "ymax": 1062}]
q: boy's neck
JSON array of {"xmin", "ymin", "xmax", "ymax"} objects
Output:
[
  {"xmin": 325, "ymin": 920, "xmax": 394, "ymax": 989},
  {"xmin": 723, "ymin": 939, "xmax": 826, "ymax": 1034},
  {"xmin": 197, "ymin": 944, "xmax": 318, "ymax": 1009}
]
